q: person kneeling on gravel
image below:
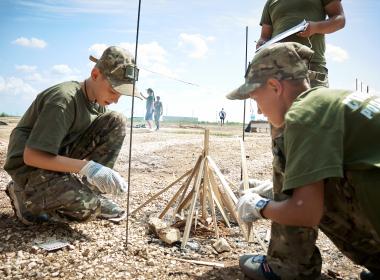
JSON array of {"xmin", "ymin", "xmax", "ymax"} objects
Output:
[
  {"xmin": 3, "ymin": 46, "xmax": 139, "ymax": 225},
  {"xmin": 227, "ymin": 42, "xmax": 380, "ymax": 280}
]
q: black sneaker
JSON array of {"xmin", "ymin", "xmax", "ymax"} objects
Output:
[
  {"xmin": 239, "ymin": 254, "xmax": 281, "ymax": 280},
  {"xmin": 360, "ymin": 269, "xmax": 380, "ymax": 280},
  {"xmin": 5, "ymin": 181, "xmax": 34, "ymax": 225},
  {"xmin": 97, "ymin": 195, "xmax": 127, "ymax": 221}
]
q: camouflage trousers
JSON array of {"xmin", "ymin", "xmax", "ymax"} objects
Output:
[
  {"xmin": 12, "ymin": 111, "xmax": 126, "ymax": 223},
  {"xmin": 266, "ymin": 73, "xmax": 328, "ymax": 279}
]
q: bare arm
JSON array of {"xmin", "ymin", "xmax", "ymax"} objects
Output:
[
  {"xmin": 298, "ymin": 0, "xmax": 345, "ymax": 37},
  {"xmin": 256, "ymin": 24, "xmax": 273, "ymax": 49},
  {"xmin": 262, "ymin": 181, "xmax": 324, "ymax": 227},
  {"xmin": 24, "ymin": 146, "xmax": 87, "ymax": 173}
]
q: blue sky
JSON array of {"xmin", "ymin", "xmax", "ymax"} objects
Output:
[{"xmin": 0, "ymin": 0, "xmax": 379, "ymax": 122}]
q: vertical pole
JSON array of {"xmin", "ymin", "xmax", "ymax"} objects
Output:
[
  {"xmin": 361, "ymin": 81, "xmax": 363, "ymax": 92},
  {"xmin": 355, "ymin": 78, "xmax": 358, "ymax": 91},
  {"xmin": 126, "ymin": 0, "xmax": 142, "ymax": 249},
  {"xmin": 367, "ymin": 85, "xmax": 369, "ymax": 94},
  {"xmin": 241, "ymin": 26, "xmax": 248, "ymax": 181},
  {"xmin": 242, "ymin": 26, "xmax": 249, "ymax": 141}
]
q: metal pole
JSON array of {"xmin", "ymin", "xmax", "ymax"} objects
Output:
[
  {"xmin": 241, "ymin": 26, "xmax": 248, "ymax": 181},
  {"xmin": 242, "ymin": 26, "xmax": 248, "ymax": 141},
  {"xmin": 355, "ymin": 78, "xmax": 358, "ymax": 91},
  {"xmin": 126, "ymin": 0, "xmax": 142, "ymax": 249}
]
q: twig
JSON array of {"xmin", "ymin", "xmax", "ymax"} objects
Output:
[{"xmin": 171, "ymin": 257, "xmax": 225, "ymax": 268}]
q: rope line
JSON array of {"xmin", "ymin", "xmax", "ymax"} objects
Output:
[{"xmin": 140, "ymin": 67, "xmax": 200, "ymax": 87}]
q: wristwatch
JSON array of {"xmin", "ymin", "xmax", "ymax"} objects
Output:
[{"xmin": 255, "ymin": 198, "xmax": 270, "ymax": 218}]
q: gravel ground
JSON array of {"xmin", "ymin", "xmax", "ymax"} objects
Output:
[{"xmin": 0, "ymin": 121, "xmax": 364, "ymax": 279}]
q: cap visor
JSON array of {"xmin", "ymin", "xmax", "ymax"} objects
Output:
[
  {"xmin": 113, "ymin": 83, "xmax": 143, "ymax": 99},
  {"xmin": 89, "ymin": 55, "xmax": 99, "ymax": 63},
  {"xmin": 226, "ymin": 83, "xmax": 261, "ymax": 100}
]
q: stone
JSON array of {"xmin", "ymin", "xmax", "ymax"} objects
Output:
[
  {"xmin": 147, "ymin": 216, "xmax": 168, "ymax": 235},
  {"xmin": 157, "ymin": 227, "xmax": 180, "ymax": 245},
  {"xmin": 186, "ymin": 240, "xmax": 200, "ymax": 251},
  {"xmin": 147, "ymin": 258, "xmax": 155, "ymax": 266},
  {"xmin": 212, "ymin": 238, "xmax": 231, "ymax": 253}
]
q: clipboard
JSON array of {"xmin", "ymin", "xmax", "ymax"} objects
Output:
[{"xmin": 256, "ymin": 20, "xmax": 309, "ymax": 52}]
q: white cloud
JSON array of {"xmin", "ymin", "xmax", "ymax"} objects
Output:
[
  {"xmin": 25, "ymin": 73, "xmax": 44, "ymax": 82},
  {"xmin": 134, "ymin": 42, "xmax": 167, "ymax": 65},
  {"xmin": 17, "ymin": 0, "xmax": 136, "ymax": 15},
  {"xmin": 51, "ymin": 64, "xmax": 74, "ymax": 75},
  {"xmin": 0, "ymin": 76, "xmax": 37, "ymax": 96},
  {"xmin": 12, "ymin": 37, "xmax": 47, "ymax": 48},
  {"xmin": 178, "ymin": 33, "xmax": 214, "ymax": 59},
  {"xmin": 89, "ymin": 42, "xmax": 167, "ymax": 66},
  {"xmin": 326, "ymin": 44, "xmax": 349, "ymax": 62},
  {"xmin": 15, "ymin": 64, "xmax": 37, "ymax": 72}
]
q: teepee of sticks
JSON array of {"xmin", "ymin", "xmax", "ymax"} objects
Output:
[{"xmin": 132, "ymin": 129, "xmax": 265, "ymax": 249}]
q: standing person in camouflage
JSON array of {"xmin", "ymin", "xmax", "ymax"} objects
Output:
[
  {"xmin": 228, "ymin": 42, "xmax": 380, "ymax": 280},
  {"xmin": 4, "ymin": 46, "xmax": 139, "ymax": 225},
  {"xmin": 252, "ymin": 1, "xmax": 346, "ymax": 278}
]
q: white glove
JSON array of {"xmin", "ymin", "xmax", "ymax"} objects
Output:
[
  {"xmin": 79, "ymin": 161, "xmax": 128, "ymax": 195},
  {"xmin": 239, "ymin": 178, "xmax": 273, "ymax": 199},
  {"xmin": 236, "ymin": 192, "xmax": 270, "ymax": 223}
]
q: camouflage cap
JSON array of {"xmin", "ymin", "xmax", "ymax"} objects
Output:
[
  {"xmin": 226, "ymin": 42, "xmax": 314, "ymax": 100},
  {"xmin": 89, "ymin": 46, "xmax": 142, "ymax": 98}
]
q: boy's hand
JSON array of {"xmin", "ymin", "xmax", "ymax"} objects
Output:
[
  {"xmin": 79, "ymin": 161, "xmax": 128, "ymax": 195},
  {"xmin": 237, "ymin": 192, "xmax": 270, "ymax": 223}
]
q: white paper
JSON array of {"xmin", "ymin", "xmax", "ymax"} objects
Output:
[
  {"xmin": 256, "ymin": 20, "xmax": 309, "ymax": 52},
  {"xmin": 36, "ymin": 240, "xmax": 70, "ymax": 251}
]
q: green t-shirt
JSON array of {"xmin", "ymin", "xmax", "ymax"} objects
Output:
[
  {"xmin": 260, "ymin": 0, "xmax": 338, "ymax": 68},
  {"xmin": 283, "ymin": 87, "xmax": 380, "ymax": 233},
  {"xmin": 4, "ymin": 81, "xmax": 106, "ymax": 183}
]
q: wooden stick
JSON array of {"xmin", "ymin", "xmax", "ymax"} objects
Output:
[
  {"xmin": 159, "ymin": 178, "xmax": 191, "ymax": 219},
  {"xmin": 174, "ymin": 157, "xmax": 203, "ymax": 215},
  {"xmin": 201, "ymin": 129, "xmax": 210, "ymax": 220},
  {"xmin": 194, "ymin": 209, "xmax": 199, "ymax": 231},
  {"xmin": 165, "ymin": 156, "xmax": 203, "ymax": 220},
  {"xmin": 239, "ymin": 138, "xmax": 254, "ymax": 242},
  {"xmin": 207, "ymin": 156, "xmax": 238, "ymax": 204},
  {"xmin": 176, "ymin": 159, "xmax": 203, "ymax": 214},
  {"xmin": 238, "ymin": 139, "xmax": 268, "ymax": 248},
  {"xmin": 207, "ymin": 169, "xmax": 231, "ymax": 228},
  {"xmin": 176, "ymin": 188, "xmax": 194, "ymax": 213},
  {"xmin": 204, "ymin": 165, "xmax": 219, "ymax": 238},
  {"xmin": 131, "ymin": 169, "xmax": 192, "ymax": 215},
  {"xmin": 181, "ymin": 158, "xmax": 205, "ymax": 249},
  {"xmin": 208, "ymin": 168, "xmax": 224, "ymax": 206},
  {"xmin": 207, "ymin": 158, "xmax": 249, "ymax": 240},
  {"xmin": 225, "ymin": 177, "xmax": 237, "ymax": 191},
  {"xmin": 171, "ymin": 257, "xmax": 225, "ymax": 268}
]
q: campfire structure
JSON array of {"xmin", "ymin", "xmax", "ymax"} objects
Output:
[{"xmin": 132, "ymin": 129, "xmax": 264, "ymax": 249}]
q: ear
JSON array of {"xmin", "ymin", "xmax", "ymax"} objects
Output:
[
  {"xmin": 91, "ymin": 68, "xmax": 101, "ymax": 80},
  {"xmin": 266, "ymin": 78, "xmax": 283, "ymax": 96}
]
